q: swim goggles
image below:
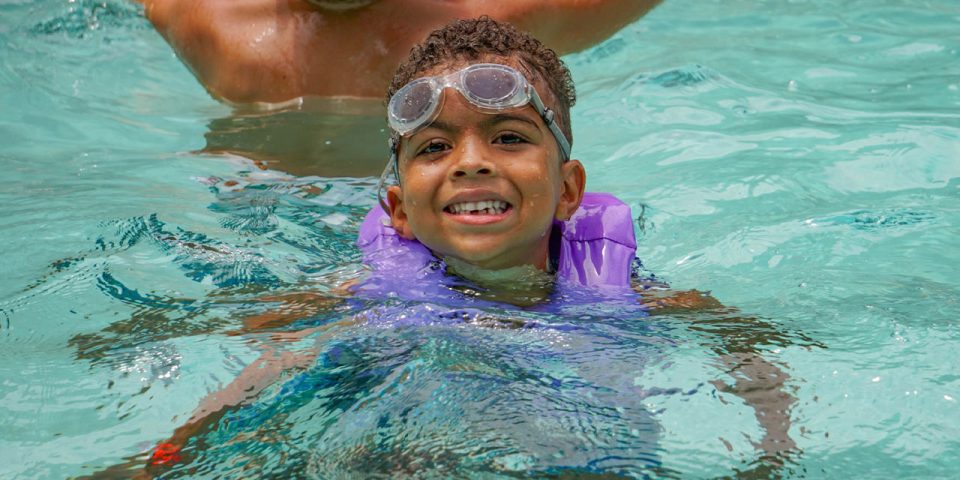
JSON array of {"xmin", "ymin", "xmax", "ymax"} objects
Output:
[{"xmin": 378, "ymin": 63, "xmax": 572, "ymax": 210}]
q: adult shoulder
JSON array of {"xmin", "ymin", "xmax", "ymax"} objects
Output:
[
  {"xmin": 142, "ymin": 0, "xmax": 288, "ymax": 102},
  {"xmin": 476, "ymin": 0, "xmax": 663, "ymax": 55}
]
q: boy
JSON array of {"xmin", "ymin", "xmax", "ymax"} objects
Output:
[
  {"xmin": 101, "ymin": 18, "xmax": 798, "ymax": 477},
  {"xmin": 363, "ymin": 17, "xmax": 643, "ymax": 297},
  {"xmin": 379, "ymin": 21, "xmax": 586, "ymax": 280},
  {"xmin": 351, "ymin": 19, "xmax": 797, "ymax": 472}
]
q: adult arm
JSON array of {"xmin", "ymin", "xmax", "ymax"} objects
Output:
[{"xmin": 134, "ymin": 0, "xmax": 283, "ymax": 102}]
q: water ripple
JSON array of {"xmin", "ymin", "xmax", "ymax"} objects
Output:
[
  {"xmin": 28, "ymin": 0, "xmax": 147, "ymax": 39},
  {"xmin": 811, "ymin": 208, "xmax": 937, "ymax": 232},
  {"xmin": 625, "ymin": 64, "xmax": 720, "ymax": 91}
]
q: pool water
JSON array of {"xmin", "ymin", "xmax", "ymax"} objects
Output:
[{"xmin": 2, "ymin": 0, "xmax": 959, "ymax": 477}]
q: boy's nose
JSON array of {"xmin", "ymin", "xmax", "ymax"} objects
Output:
[{"xmin": 450, "ymin": 142, "xmax": 495, "ymax": 178}]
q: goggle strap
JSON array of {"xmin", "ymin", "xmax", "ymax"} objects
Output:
[
  {"xmin": 390, "ymin": 137, "xmax": 401, "ymax": 181},
  {"xmin": 547, "ymin": 112, "xmax": 571, "ymax": 161},
  {"xmin": 529, "ymin": 89, "xmax": 572, "ymax": 160},
  {"xmin": 376, "ymin": 148, "xmax": 397, "ymax": 215}
]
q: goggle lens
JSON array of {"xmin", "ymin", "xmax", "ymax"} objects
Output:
[
  {"xmin": 462, "ymin": 67, "xmax": 521, "ymax": 106},
  {"xmin": 391, "ymin": 80, "xmax": 436, "ymax": 128}
]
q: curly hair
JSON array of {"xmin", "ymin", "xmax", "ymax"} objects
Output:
[{"xmin": 387, "ymin": 16, "xmax": 577, "ymax": 144}]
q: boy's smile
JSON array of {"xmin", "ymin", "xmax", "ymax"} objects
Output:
[
  {"xmin": 443, "ymin": 191, "xmax": 511, "ymax": 224},
  {"xmin": 386, "ymin": 64, "xmax": 584, "ymax": 271}
]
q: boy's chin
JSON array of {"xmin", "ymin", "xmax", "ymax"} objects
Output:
[
  {"xmin": 430, "ymin": 237, "xmax": 550, "ymax": 273},
  {"xmin": 438, "ymin": 248, "xmax": 513, "ymax": 272},
  {"xmin": 443, "ymin": 256, "xmax": 550, "ymax": 282}
]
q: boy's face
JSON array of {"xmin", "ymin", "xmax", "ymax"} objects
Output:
[{"xmin": 386, "ymin": 61, "xmax": 585, "ymax": 271}]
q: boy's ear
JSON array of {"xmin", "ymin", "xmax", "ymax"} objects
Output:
[
  {"xmin": 386, "ymin": 185, "xmax": 416, "ymax": 240},
  {"xmin": 555, "ymin": 159, "xmax": 586, "ymax": 221}
]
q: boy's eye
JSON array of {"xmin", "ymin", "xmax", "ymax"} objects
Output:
[
  {"xmin": 495, "ymin": 133, "xmax": 527, "ymax": 145},
  {"xmin": 418, "ymin": 140, "xmax": 449, "ymax": 155}
]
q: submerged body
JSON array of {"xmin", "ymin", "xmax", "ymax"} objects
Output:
[{"xmin": 153, "ymin": 289, "xmax": 667, "ymax": 477}]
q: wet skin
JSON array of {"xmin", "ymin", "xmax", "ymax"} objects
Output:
[{"xmin": 385, "ymin": 68, "xmax": 585, "ymax": 271}]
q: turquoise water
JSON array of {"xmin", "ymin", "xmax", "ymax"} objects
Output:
[{"xmin": 2, "ymin": 0, "xmax": 959, "ymax": 477}]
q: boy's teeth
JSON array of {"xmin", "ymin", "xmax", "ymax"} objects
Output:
[{"xmin": 449, "ymin": 200, "xmax": 508, "ymax": 214}]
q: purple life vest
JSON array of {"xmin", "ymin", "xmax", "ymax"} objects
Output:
[{"xmin": 356, "ymin": 193, "xmax": 637, "ymax": 293}]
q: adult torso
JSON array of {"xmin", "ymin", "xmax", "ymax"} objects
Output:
[{"xmin": 147, "ymin": 0, "xmax": 508, "ymax": 103}]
